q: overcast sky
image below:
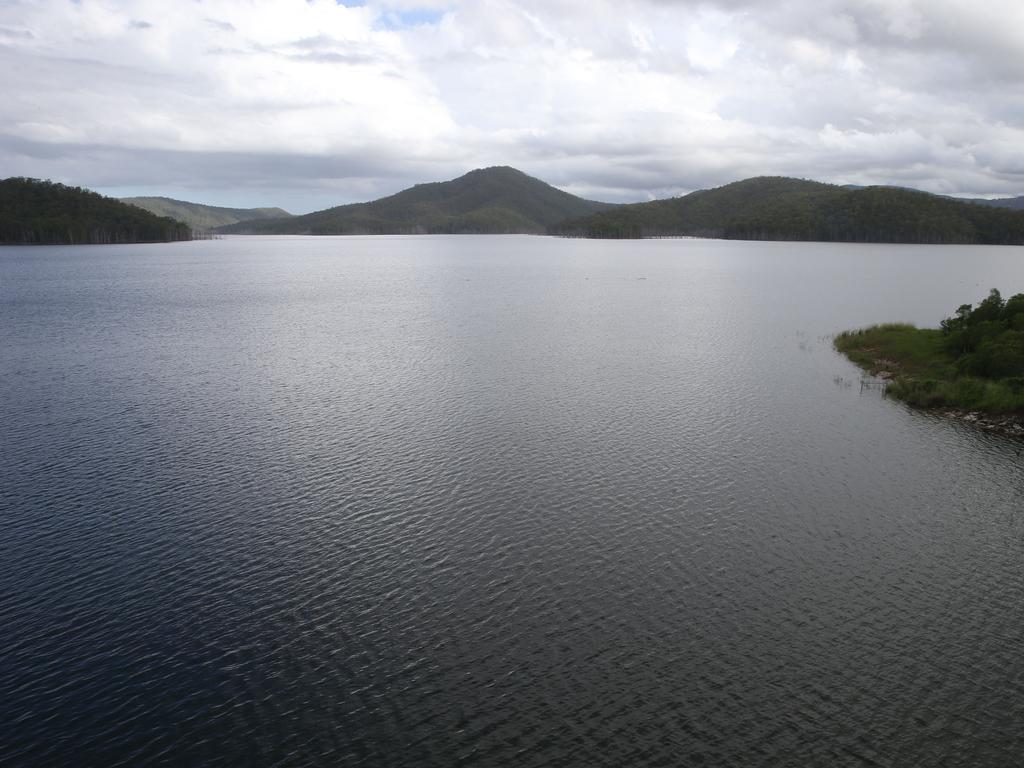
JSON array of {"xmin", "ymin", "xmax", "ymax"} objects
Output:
[{"xmin": 2, "ymin": 0, "xmax": 1023, "ymax": 212}]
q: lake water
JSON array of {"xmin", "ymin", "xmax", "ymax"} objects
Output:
[{"xmin": 2, "ymin": 235, "xmax": 1023, "ymax": 766}]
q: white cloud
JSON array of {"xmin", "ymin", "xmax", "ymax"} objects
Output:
[{"xmin": 0, "ymin": 0, "xmax": 1022, "ymax": 211}]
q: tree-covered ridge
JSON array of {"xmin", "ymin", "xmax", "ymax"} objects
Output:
[
  {"xmin": 215, "ymin": 166, "xmax": 615, "ymax": 235},
  {"xmin": 121, "ymin": 196, "xmax": 291, "ymax": 232},
  {"xmin": 551, "ymin": 177, "xmax": 1024, "ymax": 244},
  {"xmin": 1, "ymin": 178, "xmax": 192, "ymax": 245},
  {"xmin": 835, "ymin": 289, "xmax": 1024, "ymax": 414}
]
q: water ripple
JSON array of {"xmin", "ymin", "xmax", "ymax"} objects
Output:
[{"xmin": 2, "ymin": 237, "xmax": 1023, "ymax": 765}]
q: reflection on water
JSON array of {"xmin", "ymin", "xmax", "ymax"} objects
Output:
[{"xmin": 2, "ymin": 236, "xmax": 1024, "ymax": 766}]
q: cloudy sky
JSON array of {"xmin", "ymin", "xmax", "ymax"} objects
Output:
[{"xmin": 2, "ymin": 0, "xmax": 1023, "ymax": 212}]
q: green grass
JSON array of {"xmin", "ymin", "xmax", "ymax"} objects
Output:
[
  {"xmin": 834, "ymin": 323, "xmax": 953, "ymax": 377},
  {"xmin": 834, "ymin": 323, "xmax": 1024, "ymax": 413}
]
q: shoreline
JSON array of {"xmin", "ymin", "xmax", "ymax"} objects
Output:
[
  {"xmin": 930, "ymin": 407, "xmax": 1024, "ymax": 437},
  {"xmin": 834, "ymin": 320, "xmax": 1024, "ymax": 438}
]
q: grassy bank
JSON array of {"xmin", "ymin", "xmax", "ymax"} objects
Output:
[{"xmin": 835, "ymin": 292, "xmax": 1024, "ymax": 414}]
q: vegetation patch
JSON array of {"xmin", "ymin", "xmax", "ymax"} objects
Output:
[{"xmin": 835, "ymin": 290, "xmax": 1024, "ymax": 416}]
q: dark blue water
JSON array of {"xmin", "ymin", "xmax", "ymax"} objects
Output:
[{"xmin": 3, "ymin": 235, "xmax": 1024, "ymax": 766}]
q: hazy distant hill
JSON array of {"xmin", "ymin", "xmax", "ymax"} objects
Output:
[
  {"xmin": 216, "ymin": 166, "xmax": 614, "ymax": 235},
  {"xmin": 1, "ymin": 177, "xmax": 191, "ymax": 245},
  {"xmin": 962, "ymin": 196, "xmax": 1024, "ymax": 211},
  {"xmin": 551, "ymin": 177, "xmax": 1024, "ymax": 244},
  {"xmin": 122, "ymin": 196, "xmax": 291, "ymax": 231}
]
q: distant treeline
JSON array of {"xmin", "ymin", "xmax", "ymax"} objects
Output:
[
  {"xmin": 550, "ymin": 177, "xmax": 1024, "ymax": 245},
  {"xmin": 8, "ymin": 170, "xmax": 1024, "ymax": 246},
  {"xmin": 0, "ymin": 178, "xmax": 192, "ymax": 245}
]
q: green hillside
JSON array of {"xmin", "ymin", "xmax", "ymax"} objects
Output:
[
  {"xmin": 550, "ymin": 176, "xmax": 1024, "ymax": 244},
  {"xmin": 216, "ymin": 166, "xmax": 614, "ymax": 235},
  {"xmin": 1, "ymin": 177, "xmax": 191, "ymax": 245},
  {"xmin": 122, "ymin": 196, "xmax": 291, "ymax": 231}
]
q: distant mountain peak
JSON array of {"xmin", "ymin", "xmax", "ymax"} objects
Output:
[{"xmin": 216, "ymin": 166, "xmax": 614, "ymax": 235}]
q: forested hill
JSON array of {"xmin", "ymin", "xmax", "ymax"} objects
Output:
[
  {"xmin": 216, "ymin": 166, "xmax": 615, "ymax": 235},
  {"xmin": 122, "ymin": 196, "xmax": 291, "ymax": 232},
  {"xmin": 1, "ymin": 178, "xmax": 192, "ymax": 245},
  {"xmin": 550, "ymin": 177, "xmax": 1024, "ymax": 244}
]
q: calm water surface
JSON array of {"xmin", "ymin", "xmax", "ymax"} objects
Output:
[{"xmin": 2, "ymin": 236, "xmax": 1023, "ymax": 766}]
